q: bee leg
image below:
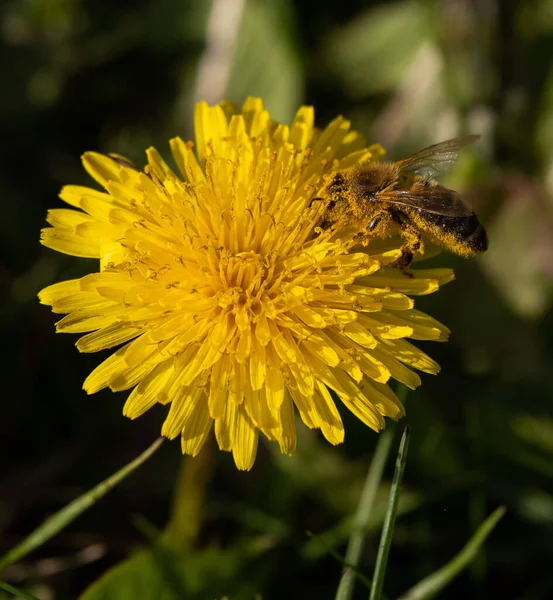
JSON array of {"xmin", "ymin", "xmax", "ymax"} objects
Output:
[
  {"xmin": 309, "ymin": 197, "xmax": 335, "ymax": 210},
  {"xmin": 309, "ymin": 197, "xmax": 337, "ymax": 230},
  {"xmin": 395, "ymin": 248, "xmax": 414, "ymax": 275},
  {"xmin": 397, "ymin": 232, "xmax": 423, "ymax": 276},
  {"xmin": 308, "ymin": 196, "xmax": 320, "ymax": 208},
  {"xmin": 367, "ymin": 214, "xmax": 383, "ymax": 232},
  {"xmin": 390, "ymin": 213, "xmax": 422, "ymax": 276},
  {"xmin": 352, "ymin": 212, "xmax": 384, "ymax": 244}
]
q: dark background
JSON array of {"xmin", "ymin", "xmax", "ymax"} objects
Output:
[{"xmin": 3, "ymin": 0, "xmax": 553, "ymax": 598}]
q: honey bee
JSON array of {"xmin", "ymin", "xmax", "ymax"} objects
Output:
[{"xmin": 320, "ymin": 135, "xmax": 488, "ymax": 268}]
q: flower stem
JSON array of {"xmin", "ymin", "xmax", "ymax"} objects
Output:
[{"xmin": 163, "ymin": 439, "xmax": 215, "ymax": 551}]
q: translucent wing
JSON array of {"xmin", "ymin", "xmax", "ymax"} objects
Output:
[
  {"xmin": 377, "ymin": 187, "xmax": 473, "ymax": 217},
  {"xmin": 396, "ymin": 135, "xmax": 480, "ymax": 179}
]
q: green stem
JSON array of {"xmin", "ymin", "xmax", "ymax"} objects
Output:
[{"xmin": 163, "ymin": 438, "xmax": 215, "ymax": 552}]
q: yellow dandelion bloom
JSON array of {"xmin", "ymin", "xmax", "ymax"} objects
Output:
[{"xmin": 39, "ymin": 97, "xmax": 453, "ymax": 470}]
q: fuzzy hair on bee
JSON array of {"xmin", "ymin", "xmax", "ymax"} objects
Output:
[{"xmin": 318, "ymin": 136, "xmax": 488, "ymax": 269}]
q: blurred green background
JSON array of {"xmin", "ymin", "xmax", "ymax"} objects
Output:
[{"xmin": 3, "ymin": 0, "xmax": 553, "ymax": 598}]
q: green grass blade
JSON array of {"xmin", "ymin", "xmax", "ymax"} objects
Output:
[
  {"xmin": 302, "ymin": 473, "xmax": 480, "ymax": 561},
  {"xmin": 0, "ymin": 438, "xmax": 164, "ymax": 573},
  {"xmin": 307, "ymin": 532, "xmax": 375, "ymax": 593},
  {"xmin": 334, "ymin": 427, "xmax": 395, "ymax": 600},
  {"xmin": 0, "ymin": 581, "xmax": 41, "ymax": 600},
  {"xmin": 369, "ymin": 425, "xmax": 411, "ymax": 600},
  {"xmin": 334, "ymin": 384, "xmax": 408, "ymax": 600},
  {"xmin": 398, "ymin": 506, "xmax": 506, "ymax": 600}
]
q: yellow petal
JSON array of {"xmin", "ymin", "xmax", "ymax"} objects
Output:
[
  {"xmin": 59, "ymin": 185, "xmax": 112, "ymax": 209},
  {"xmin": 180, "ymin": 398, "xmax": 213, "ymax": 456},
  {"xmin": 55, "ymin": 303, "xmax": 120, "ymax": 333},
  {"xmin": 208, "ymin": 385, "xmax": 226, "ymax": 419},
  {"xmin": 249, "ymin": 339, "xmax": 267, "ymax": 390},
  {"xmin": 265, "ymin": 365, "xmax": 285, "ymax": 411},
  {"xmin": 161, "ymin": 386, "xmax": 205, "ymax": 439},
  {"xmin": 289, "ymin": 387, "xmax": 321, "ymax": 430},
  {"xmin": 232, "ymin": 405, "xmax": 259, "ymax": 471},
  {"xmin": 214, "ymin": 398, "xmax": 236, "ymax": 452},
  {"xmin": 360, "ymin": 380, "xmax": 405, "ymax": 420},
  {"xmin": 46, "ymin": 208, "xmax": 91, "ymax": 229},
  {"xmin": 338, "ymin": 390, "xmax": 385, "ymax": 432},
  {"xmin": 169, "ymin": 136, "xmax": 206, "ymax": 183},
  {"xmin": 302, "ymin": 336, "xmax": 340, "ymax": 367},
  {"xmin": 274, "ymin": 395, "xmax": 296, "ymax": 455},
  {"xmin": 368, "ymin": 347, "xmax": 421, "ymax": 390},
  {"xmin": 83, "ymin": 346, "xmax": 127, "ymax": 394},
  {"xmin": 379, "ymin": 338, "xmax": 440, "ymax": 374},
  {"xmin": 82, "ymin": 152, "xmax": 125, "ymax": 188},
  {"xmin": 289, "ymin": 105, "xmax": 314, "ymax": 150},
  {"xmin": 38, "ymin": 279, "xmax": 80, "ymax": 306},
  {"xmin": 109, "ymin": 353, "xmax": 158, "ymax": 392},
  {"xmin": 314, "ymin": 382, "xmax": 344, "ymax": 445},
  {"xmin": 41, "ymin": 228, "xmax": 101, "ymax": 258},
  {"xmin": 343, "ymin": 322, "xmax": 377, "ymax": 348},
  {"xmin": 123, "ymin": 360, "xmax": 175, "ymax": 418},
  {"xmin": 76, "ymin": 324, "xmax": 141, "ymax": 353}
]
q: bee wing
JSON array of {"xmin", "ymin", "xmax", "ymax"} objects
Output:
[
  {"xmin": 379, "ymin": 188, "xmax": 474, "ymax": 217},
  {"xmin": 396, "ymin": 135, "xmax": 480, "ymax": 179}
]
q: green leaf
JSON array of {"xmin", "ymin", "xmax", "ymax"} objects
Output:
[
  {"xmin": 327, "ymin": 1, "xmax": 432, "ymax": 96},
  {"xmin": 79, "ymin": 545, "xmax": 195, "ymax": 600},
  {"xmin": 512, "ymin": 414, "xmax": 553, "ymax": 455},
  {"xmin": 479, "ymin": 190, "xmax": 553, "ymax": 318},
  {"xmin": 398, "ymin": 506, "xmax": 506, "ymax": 599},
  {"xmin": 225, "ymin": 0, "xmax": 302, "ymax": 124},
  {"xmin": 516, "ymin": 488, "xmax": 553, "ymax": 524},
  {"xmin": 79, "ymin": 542, "xmax": 261, "ymax": 600}
]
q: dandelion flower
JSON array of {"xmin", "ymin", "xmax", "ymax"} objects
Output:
[{"xmin": 39, "ymin": 97, "xmax": 453, "ymax": 470}]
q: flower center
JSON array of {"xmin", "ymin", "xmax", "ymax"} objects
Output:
[{"xmin": 215, "ymin": 251, "xmax": 271, "ymax": 320}]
